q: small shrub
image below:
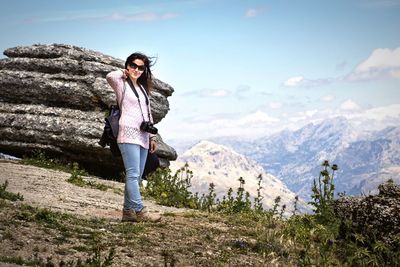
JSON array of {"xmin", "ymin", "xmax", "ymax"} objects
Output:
[
  {"xmin": 143, "ymin": 163, "xmax": 199, "ymax": 209},
  {"xmin": 67, "ymin": 163, "xmax": 87, "ymax": 187},
  {"xmin": 215, "ymin": 177, "xmax": 253, "ymax": 214},
  {"xmin": 253, "ymin": 174, "xmax": 264, "ymax": 212},
  {"xmin": 292, "ymin": 195, "xmax": 299, "ymax": 216},
  {"xmin": 309, "ymin": 160, "xmax": 338, "ymax": 224},
  {"xmin": 199, "ymin": 182, "xmax": 217, "ymax": 212},
  {"xmin": 83, "ymin": 246, "xmax": 115, "ymax": 267},
  {"xmin": 22, "ymin": 150, "xmax": 65, "ymax": 171},
  {"xmin": 0, "ymin": 180, "xmax": 24, "ymax": 201},
  {"xmin": 271, "ymin": 196, "xmax": 281, "ymax": 216},
  {"xmin": 67, "ymin": 163, "xmax": 111, "ymax": 192}
]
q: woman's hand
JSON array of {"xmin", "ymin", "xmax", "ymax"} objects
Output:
[
  {"xmin": 122, "ymin": 69, "xmax": 129, "ymax": 79},
  {"xmin": 150, "ymin": 139, "xmax": 157, "ymax": 153}
]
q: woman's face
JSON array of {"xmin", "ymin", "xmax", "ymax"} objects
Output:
[{"xmin": 127, "ymin": 59, "xmax": 145, "ymax": 80}]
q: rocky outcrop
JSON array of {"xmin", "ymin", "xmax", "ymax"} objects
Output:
[
  {"xmin": 333, "ymin": 179, "xmax": 400, "ymax": 244},
  {"xmin": 0, "ymin": 44, "xmax": 177, "ymax": 176}
]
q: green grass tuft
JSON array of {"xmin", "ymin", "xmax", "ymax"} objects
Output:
[{"xmin": 0, "ymin": 180, "xmax": 24, "ymax": 201}]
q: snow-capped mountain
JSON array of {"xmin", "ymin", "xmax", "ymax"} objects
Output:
[
  {"xmin": 216, "ymin": 117, "xmax": 400, "ymax": 199},
  {"xmin": 333, "ymin": 126, "xmax": 400, "ymax": 195},
  {"xmin": 169, "ymin": 140, "xmax": 305, "ymax": 213}
]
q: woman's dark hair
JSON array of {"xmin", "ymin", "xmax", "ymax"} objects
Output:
[{"xmin": 125, "ymin": 52, "xmax": 155, "ymax": 94}]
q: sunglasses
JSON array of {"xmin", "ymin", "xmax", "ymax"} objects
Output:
[{"xmin": 128, "ymin": 62, "xmax": 146, "ymax": 71}]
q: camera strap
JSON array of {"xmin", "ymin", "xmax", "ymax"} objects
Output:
[{"xmin": 126, "ymin": 78, "xmax": 152, "ymax": 122}]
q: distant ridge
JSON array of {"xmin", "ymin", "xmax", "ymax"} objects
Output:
[
  {"xmin": 170, "ymin": 140, "xmax": 307, "ymax": 213},
  {"xmin": 215, "ymin": 118, "xmax": 400, "ymax": 199}
]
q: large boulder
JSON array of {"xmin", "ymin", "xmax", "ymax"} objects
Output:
[
  {"xmin": 333, "ymin": 179, "xmax": 400, "ymax": 244},
  {"xmin": 0, "ymin": 44, "xmax": 177, "ymax": 176}
]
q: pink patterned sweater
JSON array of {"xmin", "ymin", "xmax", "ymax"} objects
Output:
[{"xmin": 106, "ymin": 70, "xmax": 154, "ymax": 149}]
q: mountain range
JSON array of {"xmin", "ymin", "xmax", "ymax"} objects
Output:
[
  {"xmin": 213, "ymin": 117, "xmax": 400, "ymax": 199},
  {"xmin": 169, "ymin": 141, "xmax": 306, "ymax": 213}
]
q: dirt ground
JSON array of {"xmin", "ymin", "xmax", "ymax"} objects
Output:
[
  {"xmin": 0, "ymin": 160, "xmax": 272, "ymax": 267},
  {"xmin": 0, "ymin": 160, "xmax": 184, "ymax": 219}
]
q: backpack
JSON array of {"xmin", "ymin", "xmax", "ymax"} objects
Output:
[{"xmin": 98, "ymin": 105, "xmax": 121, "ymax": 157}]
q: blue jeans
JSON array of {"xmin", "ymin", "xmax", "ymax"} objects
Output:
[{"xmin": 118, "ymin": 143, "xmax": 148, "ymax": 212}]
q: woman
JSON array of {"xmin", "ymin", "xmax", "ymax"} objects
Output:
[{"xmin": 106, "ymin": 52, "xmax": 161, "ymax": 223}]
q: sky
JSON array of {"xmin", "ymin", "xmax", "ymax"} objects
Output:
[{"xmin": 1, "ymin": 0, "xmax": 399, "ymax": 144}]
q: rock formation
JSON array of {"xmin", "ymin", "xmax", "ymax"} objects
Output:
[
  {"xmin": 0, "ymin": 44, "xmax": 177, "ymax": 176},
  {"xmin": 333, "ymin": 179, "xmax": 400, "ymax": 244}
]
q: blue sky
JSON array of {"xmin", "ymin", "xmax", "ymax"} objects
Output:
[{"xmin": 1, "ymin": 0, "xmax": 399, "ymax": 142}]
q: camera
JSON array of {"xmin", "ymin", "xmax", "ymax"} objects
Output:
[{"xmin": 140, "ymin": 121, "xmax": 158, "ymax": 134}]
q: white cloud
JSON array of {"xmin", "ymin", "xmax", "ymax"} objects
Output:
[
  {"xmin": 345, "ymin": 104, "xmax": 400, "ymax": 121},
  {"xmin": 346, "ymin": 47, "xmax": 400, "ymax": 81},
  {"xmin": 208, "ymin": 89, "xmax": 229, "ymax": 97},
  {"xmin": 339, "ymin": 99, "xmax": 362, "ymax": 111},
  {"xmin": 288, "ymin": 116, "xmax": 307, "ymax": 123},
  {"xmin": 159, "ymin": 110, "xmax": 281, "ymax": 140},
  {"xmin": 283, "ymin": 102, "xmax": 400, "ymax": 134},
  {"xmin": 283, "ymin": 76, "xmax": 332, "ymax": 88},
  {"xmin": 283, "ymin": 47, "xmax": 400, "ymax": 87},
  {"xmin": 238, "ymin": 110, "xmax": 280, "ymax": 126},
  {"xmin": 283, "ymin": 76, "xmax": 304, "ymax": 87},
  {"xmin": 341, "ymin": 104, "xmax": 400, "ymax": 133},
  {"xmin": 160, "ymin": 103, "xmax": 400, "ymax": 142},
  {"xmin": 288, "ymin": 109, "xmax": 318, "ymax": 123},
  {"xmin": 305, "ymin": 110, "xmax": 318, "ymax": 117},
  {"xmin": 269, "ymin": 102, "xmax": 282, "ymax": 109},
  {"xmin": 321, "ymin": 94, "xmax": 336, "ymax": 102},
  {"xmin": 182, "ymin": 88, "xmax": 230, "ymax": 98}
]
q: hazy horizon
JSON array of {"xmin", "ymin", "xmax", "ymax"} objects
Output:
[{"xmin": 1, "ymin": 0, "xmax": 399, "ymax": 142}]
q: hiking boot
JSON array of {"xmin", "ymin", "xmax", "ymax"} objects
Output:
[
  {"xmin": 121, "ymin": 209, "xmax": 137, "ymax": 222},
  {"xmin": 136, "ymin": 207, "xmax": 161, "ymax": 223}
]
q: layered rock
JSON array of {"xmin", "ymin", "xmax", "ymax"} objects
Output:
[
  {"xmin": 334, "ymin": 179, "xmax": 400, "ymax": 244},
  {"xmin": 0, "ymin": 44, "xmax": 177, "ymax": 176}
]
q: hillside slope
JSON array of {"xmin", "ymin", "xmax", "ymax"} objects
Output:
[{"xmin": 0, "ymin": 160, "xmax": 274, "ymax": 266}]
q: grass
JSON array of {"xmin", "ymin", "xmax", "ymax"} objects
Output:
[
  {"xmin": 0, "ymin": 200, "xmax": 123, "ymax": 266},
  {"xmin": 0, "ymin": 180, "xmax": 24, "ymax": 201},
  {"xmin": 1, "ymin": 189, "xmax": 399, "ymax": 266},
  {"xmin": 0, "ymin": 199, "xmax": 276, "ymax": 266},
  {"xmin": 21, "ymin": 150, "xmax": 123, "ymax": 194},
  {"xmin": 2, "ymin": 154, "xmax": 399, "ymax": 266},
  {"xmin": 66, "ymin": 162, "xmax": 121, "ymax": 193},
  {"xmin": 142, "ymin": 160, "xmax": 400, "ymax": 266},
  {"xmin": 21, "ymin": 150, "xmax": 75, "ymax": 173},
  {"xmin": 0, "ymin": 255, "xmax": 52, "ymax": 267}
]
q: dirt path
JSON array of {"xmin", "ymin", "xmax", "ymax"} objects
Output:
[{"xmin": 0, "ymin": 160, "xmax": 185, "ymax": 220}]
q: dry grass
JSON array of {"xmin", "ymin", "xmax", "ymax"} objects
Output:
[{"xmin": 0, "ymin": 199, "xmax": 285, "ymax": 267}]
